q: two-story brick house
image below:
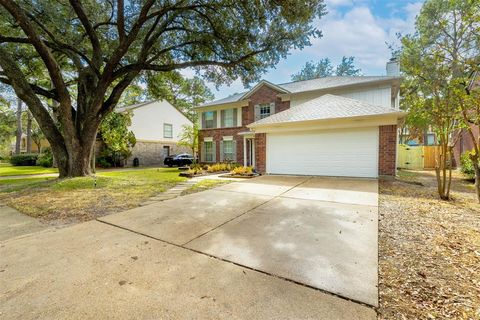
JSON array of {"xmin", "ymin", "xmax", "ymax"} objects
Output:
[{"xmin": 197, "ymin": 64, "xmax": 404, "ymax": 178}]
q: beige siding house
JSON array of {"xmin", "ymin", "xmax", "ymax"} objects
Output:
[{"xmin": 116, "ymin": 100, "xmax": 192, "ymax": 166}]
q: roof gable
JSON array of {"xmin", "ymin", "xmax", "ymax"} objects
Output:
[{"xmin": 249, "ymin": 94, "xmax": 403, "ymax": 127}]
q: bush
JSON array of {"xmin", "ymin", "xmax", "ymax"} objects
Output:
[
  {"xmin": 460, "ymin": 150, "xmax": 477, "ymax": 180},
  {"xmin": 37, "ymin": 148, "xmax": 53, "ymax": 167},
  {"xmin": 231, "ymin": 166, "xmax": 254, "ymax": 175},
  {"xmin": 9, "ymin": 153, "xmax": 39, "ymax": 166},
  {"xmin": 96, "ymin": 156, "xmax": 112, "ymax": 168},
  {"xmin": 206, "ymin": 162, "xmax": 240, "ymax": 173}
]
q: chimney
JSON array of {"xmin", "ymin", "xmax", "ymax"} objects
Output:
[{"xmin": 386, "ymin": 58, "xmax": 400, "ymax": 77}]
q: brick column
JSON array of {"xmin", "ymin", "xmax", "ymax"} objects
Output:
[
  {"xmin": 255, "ymin": 133, "xmax": 266, "ymax": 173},
  {"xmin": 379, "ymin": 125, "xmax": 397, "ymax": 176}
]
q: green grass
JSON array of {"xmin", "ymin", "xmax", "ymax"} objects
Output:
[
  {"xmin": 0, "ymin": 167, "xmax": 186, "ymax": 222},
  {"xmin": 0, "ymin": 177, "xmax": 56, "ymax": 192},
  {"xmin": 0, "ymin": 163, "xmax": 58, "ymax": 177}
]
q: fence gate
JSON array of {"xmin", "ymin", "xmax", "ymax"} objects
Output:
[{"xmin": 397, "ymin": 145, "xmax": 424, "ymax": 170}]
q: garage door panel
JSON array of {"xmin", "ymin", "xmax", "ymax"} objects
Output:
[{"xmin": 266, "ymin": 127, "xmax": 379, "ymax": 178}]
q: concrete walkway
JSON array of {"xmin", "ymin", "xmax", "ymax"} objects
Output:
[{"xmin": 0, "ymin": 204, "xmax": 50, "ymax": 241}]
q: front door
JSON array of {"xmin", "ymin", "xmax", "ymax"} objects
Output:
[
  {"xmin": 162, "ymin": 146, "xmax": 170, "ymax": 158},
  {"xmin": 246, "ymin": 139, "xmax": 254, "ymax": 167}
]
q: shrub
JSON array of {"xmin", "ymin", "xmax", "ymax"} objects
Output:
[
  {"xmin": 206, "ymin": 162, "xmax": 241, "ymax": 173},
  {"xmin": 460, "ymin": 150, "xmax": 477, "ymax": 180},
  {"xmin": 231, "ymin": 166, "xmax": 254, "ymax": 175},
  {"xmin": 37, "ymin": 148, "xmax": 53, "ymax": 167},
  {"xmin": 9, "ymin": 153, "xmax": 39, "ymax": 166},
  {"xmin": 96, "ymin": 156, "xmax": 112, "ymax": 168}
]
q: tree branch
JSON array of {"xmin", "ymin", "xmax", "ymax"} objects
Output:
[{"xmin": 68, "ymin": 0, "xmax": 102, "ymax": 68}]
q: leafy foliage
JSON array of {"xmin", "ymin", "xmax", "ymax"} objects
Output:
[
  {"xmin": 291, "ymin": 56, "xmax": 361, "ymax": 81},
  {"xmin": 460, "ymin": 150, "xmax": 476, "ymax": 180},
  {"xmin": 399, "ymin": 0, "xmax": 480, "ymax": 200},
  {"xmin": 177, "ymin": 123, "xmax": 199, "ymax": 158},
  {"xmin": 147, "ymin": 72, "xmax": 214, "ymax": 122},
  {"xmin": 37, "ymin": 147, "xmax": 53, "ymax": 167},
  {"xmin": 0, "ymin": 96, "xmax": 15, "ymax": 153},
  {"xmin": 9, "ymin": 153, "xmax": 38, "ymax": 166},
  {"xmin": 99, "ymin": 111, "xmax": 136, "ymax": 166}
]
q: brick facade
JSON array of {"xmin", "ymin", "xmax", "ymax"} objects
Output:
[
  {"xmin": 126, "ymin": 141, "xmax": 188, "ymax": 166},
  {"xmin": 199, "ymin": 84, "xmax": 398, "ymax": 177},
  {"xmin": 199, "ymin": 84, "xmax": 290, "ymax": 172},
  {"xmin": 379, "ymin": 125, "xmax": 397, "ymax": 176}
]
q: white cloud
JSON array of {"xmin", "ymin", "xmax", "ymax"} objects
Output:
[{"xmin": 307, "ymin": 2, "xmax": 422, "ymax": 74}]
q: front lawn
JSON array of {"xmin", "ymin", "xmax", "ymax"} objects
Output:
[
  {"xmin": 181, "ymin": 179, "xmax": 231, "ymax": 195},
  {"xmin": 0, "ymin": 163, "xmax": 58, "ymax": 177},
  {"xmin": 378, "ymin": 170, "xmax": 480, "ymax": 319},
  {"xmin": 0, "ymin": 168, "xmax": 185, "ymax": 223}
]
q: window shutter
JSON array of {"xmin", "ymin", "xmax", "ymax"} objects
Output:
[
  {"xmin": 200, "ymin": 142, "xmax": 205, "ymax": 162},
  {"xmin": 254, "ymin": 105, "xmax": 260, "ymax": 121},
  {"xmin": 212, "ymin": 111, "xmax": 217, "ymax": 128},
  {"xmin": 212, "ymin": 141, "xmax": 216, "ymax": 162},
  {"xmin": 270, "ymin": 102, "xmax": 276, "ymax": 115},
  {"xmin": 201, "ymin": 113, "xmax": 206, "ymax": 129},
  {"xmin": 219, "ymin": 141, "xmax": 224, "ymax": 162},
  {"xmin": 220, "ymin": 110, "xmax": 225, "ymax": 128},
  {"xmin": 233, "ymin": 108, "xmax": 238, "ymax": 127},
  {"xmin": 232, "ymin": 140, "xmax": 237, "ymax": 163}
]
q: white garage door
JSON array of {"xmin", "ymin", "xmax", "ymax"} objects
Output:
[{"xmin": 266, "ymin": 127, "xmax": 379, "ymax": 178}]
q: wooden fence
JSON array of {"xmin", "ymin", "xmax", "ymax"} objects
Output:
[{"xmin": 398, "ymin": 145, "xmax": 441, "ymax": 170}]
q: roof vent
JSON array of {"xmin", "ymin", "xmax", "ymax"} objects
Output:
[{"xmin": 386, "ymin": 58, "xmax": 400, "ymax": 77}]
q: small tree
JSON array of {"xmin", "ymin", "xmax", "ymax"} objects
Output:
[
  {"xmin": 177, "ymin": 123, "xmax": 199, "ymax": 163},
  {"xmin": 400, "ymin": 0, "xmax": 480, "ymax": 200},
  {"xmin": 99, "ymin": 111, "xmax": 136, "ymax": 167}
]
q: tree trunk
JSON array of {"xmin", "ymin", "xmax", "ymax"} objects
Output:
[
  {"xmin": 26, "ymin": 111, "xmax": 32, "ymax": 153},
  {"xmin": 47, "ymin": 122, "xmax": 99, "ymax": 178},
  {"xmin": 473, "ymin": 161, "xmax": 480, "ymax": 203},
  {"xmin": 15, "ymin": 99, "xmax": 22, "ymax": 155}
]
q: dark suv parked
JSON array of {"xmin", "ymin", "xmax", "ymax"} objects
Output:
[{"xmin": 163, "ymin": 153, "xmax": 196, "ymax": 167}]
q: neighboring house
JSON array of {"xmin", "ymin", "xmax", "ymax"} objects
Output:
[
  {"xmin": 116, "ymin": 100, "xmax": 192, "ymax": 166},
  {"xmin": 453, "ymin": 70, "xmax": 480, "ymax": 167},
  {"xmin": 196, "ymin": 61, "xmax": 404, "ymax": 178},
  {"xmin": 10, "ymin": 133, "xmax": 49, "ymax": 154}
]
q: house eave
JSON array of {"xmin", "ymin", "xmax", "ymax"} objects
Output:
[{"xmin": 248, "ymin": 112, "xmax": 405, "ymax": 133}]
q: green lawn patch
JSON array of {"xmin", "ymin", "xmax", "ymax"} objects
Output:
[
  {"xmin": 0, "ymin": 167, "xmax": 185, "ymax": 222},
  {"xmin": 0, "ymin": 163, "xmax": 58, "ymax": 177}
]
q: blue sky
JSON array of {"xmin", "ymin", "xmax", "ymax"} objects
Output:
[{"xmin": 187, "ymin": 0, "xmax": 424, "ymax": 100}]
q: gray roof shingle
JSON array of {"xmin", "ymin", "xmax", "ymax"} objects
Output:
[
  {"xmin": 249, "ymin": 94, "xmax": 402, "ymax": 127},
  {"xmin": 199, "ymin": 76, "xmax": 400, "ymax": 108}
]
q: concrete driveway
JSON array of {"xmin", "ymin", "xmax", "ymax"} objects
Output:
[{"xmin": 0, "ymin": 175, "xmax": 378, "ymax": 319}]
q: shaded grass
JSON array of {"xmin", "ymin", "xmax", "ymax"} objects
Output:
[
  {"xmin": 0, "ymin": 168, "xmax": 185, "ymax": 223},
  {"xmin": 0, "ymin": 163, "xmax": 58, "ymax": 177},
  {"xmin": 181, "ymin": 179, "xmax": 231, "ymax": 196},
  {"xmin": 0, "ymin": 177, "xmax": 56, "ymax": 192}
]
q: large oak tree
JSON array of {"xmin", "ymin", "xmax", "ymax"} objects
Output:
[{"xmin": 0, "ymin": 0, "xmax": 326, "ymax": 177}]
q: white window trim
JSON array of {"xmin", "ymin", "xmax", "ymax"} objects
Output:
[
  {"xmin": 222, "ymin": 136, "xmax": 233, "ymax": 141},
  {"xmin": 163, "ymin": 123, "xmax": 173, "ymax": 138},
  {"xmin": 204, "ymin": 137, "xmax": 213, "ymax": 142}
]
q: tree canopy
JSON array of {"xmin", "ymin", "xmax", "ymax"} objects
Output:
[
  {"xmin": 400, "ymin": 0, "xmax": 480, "ymax": 200},
  {"xmin": 0, "ymin": 0, "xmax": 327, "ymax": 177},
  {"xmin": 291, "ymin": 56, "xmax": 362, "ymax": 81}
]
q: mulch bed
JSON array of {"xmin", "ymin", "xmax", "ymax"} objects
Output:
[{"xmin": 378, "ymin": 170, "xmax": 480, "ymax": 319}]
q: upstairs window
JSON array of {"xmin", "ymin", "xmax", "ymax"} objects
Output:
[
  {"xmin": 204, "ymin": 111, "xmax": 215, "ymax": 128},
  {"xmin": 224, "ymin": 109, "xmax": 234, "ymax": 127},
  {"xmin": 260, "ymin": 104, "xmax": 271, "ymax": 119},
  {"xmin": 163, "ymin": 123, "xmax": 173, "ymax": 138}
]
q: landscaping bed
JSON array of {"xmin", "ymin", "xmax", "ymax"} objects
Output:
[{"xmin": 378, "ymin": 170, "xmax": 480, "ymax": 319}]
